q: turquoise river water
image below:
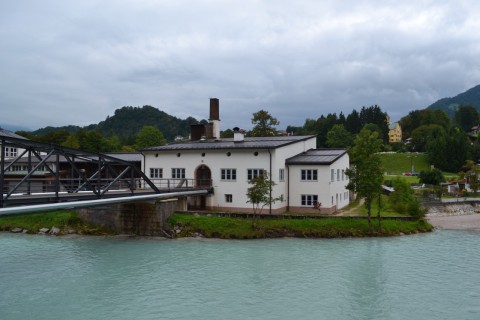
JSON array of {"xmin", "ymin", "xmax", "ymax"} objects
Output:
[{"xmin": 1, "ymin": 230, "xmax": 479, "ymax": 320}]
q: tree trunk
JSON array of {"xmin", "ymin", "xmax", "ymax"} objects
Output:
[
  {"xmin": 377, "ymin": 194, "xmax": 382, "ymax": 233},
  {"xmin": 366, "ymin": 202, "xmax": 372, "ymax": 233}
]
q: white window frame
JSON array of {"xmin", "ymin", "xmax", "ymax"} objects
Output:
[
  {"xmin": 331, "ymin": 169, "xmax": 335, "ymax": 182},
  {"xmin": 247, "ymin": 168, "xmax": 264, "ymax": 180},
  {"xmin": 225, "ymin": 194, "xmax": 233, "ymax": 203},
  {"xmin": 279, "ymin": 168, "xmax": 285, "ymax": 182},
  {"xmin": 150, "ymin": 168, "xmax": 163, "ymax": 179},
  {"xmin": 221, "ymin": 168, "xmax": 237, "ymax": 181},
  {"xmin": 301, "ymin": 169, "xmax": 318, "ymax": 181},
  {"xmin": 301, "ymin": 194, "xmax": 318, "ymax": 206},
  {"xmin": 172, "ymin": 168, "xmax": 185, "ymax": 179},
  {"xmin": 5, "ymin": 147, "xmax": 17, "ymax": 158}
]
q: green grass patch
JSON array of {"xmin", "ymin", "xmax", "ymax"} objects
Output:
[
  {"xmin": 0, "ymin": 211, "xmax": 116, "ymax": 235},
  {"xmin": 168, "ymin": 213, "xmax": 433, "ymax": 239},
  {"xmin": 380, "ymin": 153, "xmax": 430, "ymax": 175}
]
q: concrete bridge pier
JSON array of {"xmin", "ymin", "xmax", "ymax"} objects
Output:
[{"xmin": 78, "ymin": 198, "xmax": 178, "ymax": 236}]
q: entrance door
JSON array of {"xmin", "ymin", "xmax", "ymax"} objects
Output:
[{"xmin": 195, "ymin": 165, "xmax": 211, "ymax": 188}]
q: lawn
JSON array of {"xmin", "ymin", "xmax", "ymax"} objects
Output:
[{"xmin": 379, "ymin": 152, "xmax": 430, "ymax": 175}]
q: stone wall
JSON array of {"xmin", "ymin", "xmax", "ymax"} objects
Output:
[
  {"xmin": 427, "ymin": 202, "xmax": 480, "ymax": 217},
  {"xmin": 78, "ymin": 198, "xmax": 177, "ymax": 236}
]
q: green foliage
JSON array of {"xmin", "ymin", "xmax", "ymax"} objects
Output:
[
  {"xmin": 426, "ymin": 128, "xmax": 471, "ymax": 172},
  {"xmin": 326, "ymin": 124, "xmax": 353, "ymax": 148},
  {"xmin": 399, "ymin": 109, "xmax": 451, "ymax": 140},
  {"xmin": 458, "ymin": 160, "xmax": 480, "ymax": 194},
  {"xmin": 220, "ymin": 129, "xmax": 234, "ymax": 138},
  {"xmin": 454, "ymin": 105, "xmax": 479, "ymax": 132},
  {"xmin": 411, "ymin": 124, "xmax": 446, "ymax": 152},
  {"xmin": 0, "ymin": 211, "xmax": 116, "ymax": 235},
  {"xmin": 389, "ymin": 177, "xmax": 422, "ymax": 217},
  {"xmin": 359, "ymin": 105, "xmax": 389, "ymax": 142},
  {"xmin": 246, "ymin": 172, "xmax": 282, "ymax": 228},
  {"xmin": 418, "ymin": 168, "xmax": 445, "ymax": 185},
  {"xmin": 135, "ymin": 126, "xmax": 167, "ymax": 150},
  {"xmin": 250, "ymin": 110, "xmax": 279, "ymax": 136},
  {"xmin": 168, "ymin": 213, "xmax": 433, "ymax": 238},
  {"xmin": 346, "ymin": 128, "xmax": 384, "ymax": 231}
]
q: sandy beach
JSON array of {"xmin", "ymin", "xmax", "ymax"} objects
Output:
[{"xmin": 427, "ymin": 214, "xmax": 480, "ymax": 231}]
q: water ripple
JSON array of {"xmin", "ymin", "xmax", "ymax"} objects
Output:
[{"xmin": 1, "ymin": 231, "xmax": 479, "ymax": 320}]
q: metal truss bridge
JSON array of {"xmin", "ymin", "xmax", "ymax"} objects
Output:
[{"xmin": 1, "ymin": 135, "xmax": 210, "ymax": 214}]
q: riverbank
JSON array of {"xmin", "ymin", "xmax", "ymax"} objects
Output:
[
  {"xmin": 0, "ymin": 210, "xmax": 116, "ymax": 236},
  {"xmin": 426, "ymin": 203, "xmax": 480, "ymax": 231},
  {"xmin": 168, "ymin": 213, "xmax": 432, "ymax": 239},
  {"xmin": 0, "ymin": 210, "xmax": 432, "ymax": 238}
]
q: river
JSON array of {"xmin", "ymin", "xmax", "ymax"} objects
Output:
[{"xmin": 1, "ymin": 230, "xmax": 479, "ymax": 320}]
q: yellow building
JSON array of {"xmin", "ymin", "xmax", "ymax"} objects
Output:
[{"xmin": 388, "ymin": 122, "xmax": 402, "ymax": 143}]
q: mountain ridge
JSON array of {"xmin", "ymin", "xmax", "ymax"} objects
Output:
[{"xmin": 426, "ymin": 84, "xmax": 480, "ymax": 116}]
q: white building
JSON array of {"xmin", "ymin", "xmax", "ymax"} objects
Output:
[
  {"xmin": 1, "ymin": 128, "xmax": 27, "ymax": 159},
  {"xmin": 142, "ymin": 99, "xmax": 350, "ymax": 214}
]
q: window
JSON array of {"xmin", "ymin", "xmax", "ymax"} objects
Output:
[
  {"xmin": 247, "ymin": 169, "xmax": 264, "ymax": 180},
  {"xmin": 225, "ymin": 194, "xmax": 233, "ymax": 203},
  {"xmin": 5, "ymin": 147, "xmax": 17, "ymax": 157},
  {"xmin": 301, "ymin": 194, "xmax": 318, "ymax": 206},
  {"xmin": 221, "ymin": 169, "xmax": 237, "ymax": 181},
  {"xmin": 301, "ymin": 169, "xmax": 317, "ymax": 181},
  {"xmin": 337, "ymin": 169, "xmax": 340, "ymax": 181},
  {"xmin": 150, "ymin": 168, "xmax": 163, "ymax": 178},
  {"xmin": 279, "ymin": 168, "xmax": 285, "ymax": 182},
  {"xmin": 331, "ymin": 169, "xmax": 335, "ymax": 182},
  {"xmin": 172, "ymin": 168, "xmax": 185, "ymax": 179}
]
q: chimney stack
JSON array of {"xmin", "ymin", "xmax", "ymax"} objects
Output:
[
  {"xmin": 233, "ymin": 127, "xmax": 245, "ymax": 142},
  {"xmin": 209, "ymin": 98, "xmax": 220, "ymax": 139}
]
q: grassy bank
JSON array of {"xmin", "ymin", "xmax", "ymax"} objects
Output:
[
  {"xmin": 1, "ymin": 210, "xmax": 433, "ymax": 238},
  {"xmin": 0, "ymin": 211, "xmax": 115, "ymax": 235},
  {"xmin": 168, "ymin": 213, "xmax": 433, "ymax": 239}
]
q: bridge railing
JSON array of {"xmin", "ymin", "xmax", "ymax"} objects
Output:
[
  {"xmin": 1, "ymin": 177, "xmax": 139, "ymax": 195},
  {"xmin": 2, "ymin": 177, "xmax": 213, "ymax": 197},
  {"xmin": 145, "ymin": 178, "xmax": 212, "ymax": 191}
]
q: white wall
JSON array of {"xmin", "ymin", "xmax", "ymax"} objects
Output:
[
  {"xmin": 142, "ymin": 136, "xmax": 348, "ymax": 214},
  {"xmin": 287, "ymin": 153, "xmax": 350, "ymax": 212}
]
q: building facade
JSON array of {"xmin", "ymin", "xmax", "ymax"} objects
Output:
[{"xmin": 142, "ymin": 99, "xmax": 350, "ymax": 214}]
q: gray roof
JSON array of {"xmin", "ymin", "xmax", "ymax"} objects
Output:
[
  {"xmin": 0, "ymin": 128, "xmax": 28, "ymax": 140},
  {"xmin": 286, "ymin": 149, "xmax": 347, "ymax": 165},
  {"xmin": 143, "ymin": 135, "xmax": 316, "ymax": 151},
  {"xmin": 3, "ymin": 152, "xmax": 142, "ymax": 164}
]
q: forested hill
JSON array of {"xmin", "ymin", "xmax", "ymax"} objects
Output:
[
  {"xmin": 427, "ymin": 84, "xmax": 480, "ymax": 116},
  {"xmin": 32, "ymin": 105, "xmax": 205, "ymax": 142}
]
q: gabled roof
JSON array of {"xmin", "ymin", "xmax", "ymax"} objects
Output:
[
  {"xmin": 143, "ymin": 135, "xmax": 316, "ymax": 151},
  {"xmin": 0, "ymin": 128, "xmax": 28, "ymax": 140},
  {"xmin": 286, "ymin": 149, "xmax": 347, "ymax": 165}
]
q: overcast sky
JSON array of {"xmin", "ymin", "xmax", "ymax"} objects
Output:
[{"xmin": 2, "ymin": 0, "xmax": 480, "ymax": 132}]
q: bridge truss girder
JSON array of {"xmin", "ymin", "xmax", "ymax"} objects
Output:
[{"xmin": 0, "ymin": 135, "xmax": 160, "ymax": 208}]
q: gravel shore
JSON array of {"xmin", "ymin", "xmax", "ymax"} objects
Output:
[{"xmin": 427, "ymin": 203, "xmax": 480, "ymax": 230}]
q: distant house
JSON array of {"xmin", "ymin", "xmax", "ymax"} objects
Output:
[
  {"xmin": 142, "ymin": 99, "xmax": 351, "ymax": 214},
  {"xmin": 0, "ymin": 128, "xmax": 28, "ymax": 159},
  {"xmin": 388, "ymin": 122, "xmax": 402, "ymax": 143}
]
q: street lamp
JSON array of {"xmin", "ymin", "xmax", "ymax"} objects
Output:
[{"xmin": 408, "ymin": 154, "xmax": 416, "ymax": 174}]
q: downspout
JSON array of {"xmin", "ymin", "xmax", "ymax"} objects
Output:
[
  {"xmin": 140, "ymin": 151, "xmax": 145, "ymax": 189},
  {"xmin": 268, "ymin": 148, "xmax": 272, "ymax": 214},
  {"xmin": 286, "ymin": 164, "xmax": 290, "ymax": 211}
]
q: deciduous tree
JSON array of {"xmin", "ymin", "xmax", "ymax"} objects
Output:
[
  {"xmin": 246, "ymin": 172, "xmax": 282, "ymax": 228},
  {"xmin": 135, "ymin": 126, "xmax": 167, "ymax": 150},
  {"xmin": 251, "ymin": 110, "xmax": 279, "ymax": 137},
  {"xmin": 346, "ymin": 128, "xmax": 384, "ymax": 232}
]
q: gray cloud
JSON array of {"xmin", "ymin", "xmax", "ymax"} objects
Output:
[{"xmin": 2, "ymin": 0, "xmax": 480, "ymax": 132}]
